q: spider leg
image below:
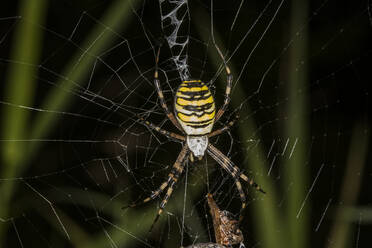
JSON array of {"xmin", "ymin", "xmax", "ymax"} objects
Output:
[
  {"xmin": 124, "ymin": 145, "xmax": 189, "ymax": 234},
  {"xmin": 148, "ymin": 145, "xmax": 189, "ymax": 233},
  {"xmin": 207, "ymin": 144, "xmax": 265, "ymax": 220},
  {"xmin": 137, "ymin": 115, "xmax": 185, "ymax": 141},
  {"xmin": 208, "ymin": 113, "xmax": 239, "ymax": 138},
  {"xmin": 149, "ymin": 181, "xmax": 176, "ymax": 232},
  {"xmin": 123, "ymin": 166, "xmax": 179, "ymax": 209},
  {"xmin": 154, "ymin": 46, "xmax": 184, "ymax": 132},
  {"xmin": 234, "ymin": 180, "xmax": 247, "ymax": 222},
  {"xmin": 207, "ymin": 144, "xmax": 265, "ymax": 194},
  {"xmin": 214, "ymin": 43, "xmax": 233, "ymax": 121}
]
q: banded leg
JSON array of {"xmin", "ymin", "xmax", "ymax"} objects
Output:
[
  {"xmin": 207, "ymin": 144, "xmax": 265, "ymax": 194},
  {"xmin": 149, "ymin": 145, "xmax": 189, "ymax": 232},
  {"xmin": 123, "ymin": 164, "xmax": 182, "ymax": 209},
  {"xmin": 149, "ymin": 181, "xmax": 176, "ymax": 232},
  {"xmin": 154, "ymin": 46, "xmax": 183, "ymax": 132},
  {"xmin": 208, "ymin": 114, "xmax": 239, "ymax": 138},
  {"xmin": 137, "ymin": 115, "xmax": 185, "ymax": 141},
  {"xmin": 207, "ymin": 144, "xmax": 265, "ymax": 220},
  {"xmin": 234, "ymin": 180, "xmax": 247, "ymax": 222},
  {"xmin": 214, "ymin": 44, "xmax": 233, "ymax": 121},
  {"xmin": 123, "ymin": 145, "xmax": 188, "ymax": 210}
]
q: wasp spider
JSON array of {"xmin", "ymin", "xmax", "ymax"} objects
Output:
[{"xmin": 125, "ymin": 44, "xmax": 265, "ymax": 231}]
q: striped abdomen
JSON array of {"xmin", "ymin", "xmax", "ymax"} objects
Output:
[{"xmin": 174, "ymin": 80, "xmax": 215, "ymax": 135}]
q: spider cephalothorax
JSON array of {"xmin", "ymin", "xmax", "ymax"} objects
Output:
[
  {"xmin": 186, "ymin": 135, "xmax": 208, "ymax": 160},
  {"xmin": 125, "ymin": 44, "xmax": 265, "ymax": 232}
]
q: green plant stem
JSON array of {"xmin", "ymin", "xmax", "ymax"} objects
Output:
[
  {"xmin": 29, "ymin": 0, "xmax": 139, "ymax": 158},
  {"xmin": 284, "ymin": 1, "xmax": 309, "ymax": 248},
  {"xmin": 0, "ymin": 0, "xmax": 140, "ymax": 245},
  {"xmin": 0, "ymin": 0, "xmax": 47, "ymax": 243},
  {"xmin": 328, "ymin": 123, "xmax": 369, "ymax": 248}
]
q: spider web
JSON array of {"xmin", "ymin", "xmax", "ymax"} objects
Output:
[{"xmin": 0, "ymin": 0, "xmax": 371, "ymax": 247}]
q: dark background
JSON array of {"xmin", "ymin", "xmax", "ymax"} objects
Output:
[{"xmin": 0, "ymin": 0, "xmax": 371, "ymax": 247}]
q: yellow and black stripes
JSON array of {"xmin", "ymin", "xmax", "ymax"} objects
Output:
[{"xmin": 174, "ymin": 80, "xmax": 216, "ymax": 135}]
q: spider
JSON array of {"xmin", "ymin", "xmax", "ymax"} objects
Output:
[{"xmin": 125, "ymin": 43, "xmax": 265, "ymax": 232}]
